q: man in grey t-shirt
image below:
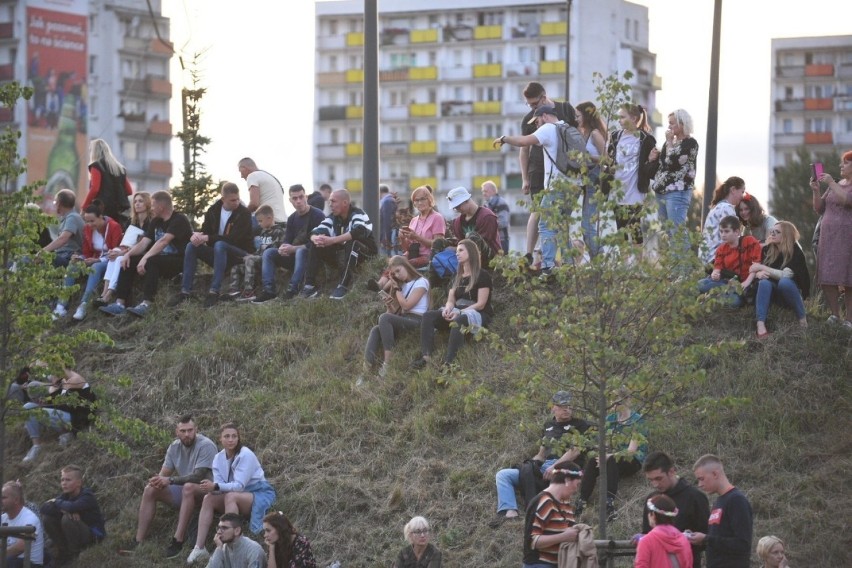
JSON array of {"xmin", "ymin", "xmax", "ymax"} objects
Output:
[
  {"xmin": 120, "ymin": 415, "xmax": 217, "ymax": 559},
  {"xmin": 40, "ymin": 188, "xmax": 85, "ymax": 318}
]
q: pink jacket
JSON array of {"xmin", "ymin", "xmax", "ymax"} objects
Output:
[{"xmin": 634, "ymin": 524, "xmax": 693, "ymax": 568}]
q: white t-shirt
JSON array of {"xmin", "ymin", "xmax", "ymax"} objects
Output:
[
  {"xmin": 1, "ymin": 506, "xmax": 45, "ymax": 564},
  {"xmin": 615, "ymin": 132, "xmax": 642, "ymax": 205},
  {"xmin": 246, "ymin": 170, "xmax": 287, "ymax": 223},
  {"xmin": 219, "ymin": 208, "xmax": 232, "ymax": 236},
  {"xmin": 402, "ymin": 277, "xmax": 430, "ymax": 315},
  {"xmin": 533, "ymin": 122, "xmax": 565, "ymax": 190}
]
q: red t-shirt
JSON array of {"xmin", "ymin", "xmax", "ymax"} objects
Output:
[{"xmin": 713, "ymin": 236, "xmax": 761, "ymax": 281}]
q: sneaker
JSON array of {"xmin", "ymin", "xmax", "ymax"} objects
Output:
[
  {"xmin": 250, "ymin": 290, "xmax": 277, "ymax": 304},
  {"xmin": 72, "ymin": 304, "xmax": 87, "ymax": 322},
  {"xmin": 299, "ymin": 285, "xmax": 319, "ymax": 299},
  {"xmin": 329, "ymin": 285, "xmax": 348, "ymax": 300},
  {"xmin": 236, "ymin": 289, "xmax": 257, "ymax": 302},
  {"xmin": 224, "ymin": 288, "xmax": 241, "ymax": 300},
  {"xmin": 378, "ymin": 362, "xmax": 388, "ymax": 378},
  {"xmin": 827, "ymin": 314, "xmax": 840, "ymax": 324},
  {"xmin": 92, "ymin": 297, "xmax": 109, "ymax": 308},
  {"xmin": 167, "ymin": 292, "xmax": 190, "ymax": 307},
  {"xmin": 410, "ymin": 357, "xmax": 428, "ymax": 370},
  {"xmin": 164, "ymin": 537, "xmax": 184, "ymax": 559},
  {"xmin": 187, "ymin": 546, "xmax": 209, "ymax": 564},
  {"xmin": 53, "ymin": 304, "xmax": 68, "ymax": 318},
  {"xmin": 22, "ymin": 445, "xmax": 41, "ymax": 463},
  {"xmin": 127, "ymin": 303, "xmax": 150, "ymax": 318},
  {"xmin": 283, "ymin": 288, "xmax": 299, "ymax": 300},
  {"xmin": 58, "ymin": 432, "xmax": 74, "ymax": 447},
  {"xmin": 843, "ymin": 320, "xmax": 852, "ymax": 330},
  {"xmin": 99, "ymin": 303, "xmax": 127, "ymax": 316},
  {"xmin": 365, "ymin": 278, "xmax": 380, "ymax": 292},
  {"xmin": 118, "ymin": 540, "xmax": 140, "ymax": 556},
  {"xmin": 203, "ymin": 293, "xmax": 219, "ymax": 309}
]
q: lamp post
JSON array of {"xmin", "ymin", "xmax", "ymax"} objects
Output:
[
  {"xmin": 703, "ymin": 0, "xmax": 722, "ymax": 223},
  {"xmin": 362, "ymin": 0, "xmax": 379, "ymax": 235},
  {"xmin": 565, "ymin": 0, "xmax": 573, "ymax": 100}
]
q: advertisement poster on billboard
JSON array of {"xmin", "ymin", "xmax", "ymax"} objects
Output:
[{"xmin": 26, "ymin": 0, "xmax": 88, "ymax": 213}]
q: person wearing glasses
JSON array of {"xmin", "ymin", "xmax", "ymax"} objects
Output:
[
  {"xmin": 392, "ymin": 516, "xmax": 442, "ymax": 568},
  {"xmin": 396, "ymin": 184, "xmax": 445, "ymax": 269},
  {"xmin": 206, "ymin": 512, "xmax": 266, "ymax": 568}
]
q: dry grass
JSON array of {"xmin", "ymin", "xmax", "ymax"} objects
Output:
[{"xmin": 5, "ymin": 264, "xmax": 850, "ymax": 567}]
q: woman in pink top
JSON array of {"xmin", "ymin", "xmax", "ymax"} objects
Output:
[
  {"xmin": 398, "ymin": 185, "xmax": 445, "ymax": 268},
  {"xmin": 635, "ymin": 494, "xmax": 693, "ymax": 568}
]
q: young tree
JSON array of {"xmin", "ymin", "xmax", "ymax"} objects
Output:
[{"xmin": 0, "ymin": 82, "xmax": 110, "ymax": 485}]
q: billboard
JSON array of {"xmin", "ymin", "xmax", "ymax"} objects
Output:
[{"xmin": 26, "ymin": 0, "xmax": 88, "ymax": 213}]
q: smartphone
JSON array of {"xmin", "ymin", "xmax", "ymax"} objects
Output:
[{"xmin": 811, "ymin": 162, "xmax": 824, "ymax": 180}]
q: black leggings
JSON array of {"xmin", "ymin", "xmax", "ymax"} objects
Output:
[
  {"xmin": 420, "ymin": 310, "xmax": 490, "ymax": 364},
  {"xmin": 579, "ymin": 455, "xmax": 642, "ymax": 501}
]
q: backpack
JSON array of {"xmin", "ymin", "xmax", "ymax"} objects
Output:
[
  {"xmin": 543, "ymin": 123, "xmax": 589, "ymax": 176},
  {"xmin": 431, "ymin": 248, "xmax": 458, "ymax": 278}
]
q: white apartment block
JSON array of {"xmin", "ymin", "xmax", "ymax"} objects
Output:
[
  {"xmin": 314, "ymin": 0, "xmax": 659, "ymax": 218},
  {"xmin": 770, "ymin": 35, "xmax": 852, "ymax": 182}
]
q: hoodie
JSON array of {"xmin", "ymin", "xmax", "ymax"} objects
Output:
[{"xmin": 635, "ymin": 524, "xmax": 693, "ymax": 568}]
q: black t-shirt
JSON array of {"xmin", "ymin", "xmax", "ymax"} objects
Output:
[
  {"xmin": 541, "ymin": 417, "xmax": 591, "ymax": 461},
  {"xmin": 145, "ymin": 212, "xmax": 192, "ymax": 256},
  {"xmin": 453, "ymin": 270, "xmax": 493, "ymax": 318},
  {"xmin": 706, "ymin": 488, "xmax": 753, "ymax": 568}
]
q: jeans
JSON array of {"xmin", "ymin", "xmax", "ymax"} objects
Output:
[
  {"xmin": 656, "ymin": 189, "xmax": 693, "ymax": 232},
  {"xmin": 261, "ymin": 247, "xmax": 308, "ymax": 293},
  {"xmin": 25, "ymin": 408, "xmax": 71, "ymax": 439},
  {"xmin": 365, "ymin": 313, "xmax": 422, "ymax": 365},
  {"xmin": 581, "ymin": 169, "xmax": 601, "ymax": 258},
  {"xmin": 495, "ymin": 459, "xmax": 556, "ymax": 513},
  {"xmin": 182, "ymin": 241, "xmax": 248, "ymax": 294},
  {"xmin": 697, "ymin": 278, "xmax": 744, "ymax": 308},
  {"xmin": 579, "ymin": 455, "xmax": 642, "ymax": 501},
  {"xmin": 755, "ymin": 278, "xmax": 805, "ymax": 322},
  {"xmin": 79, "ymin": 260, "xmax": 108, "ymax": 303},
  {"xmin": 538, "ymin": 191, "xmax": 566, "ymax": 270}
]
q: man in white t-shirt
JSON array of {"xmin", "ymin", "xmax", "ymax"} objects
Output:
[
  {"xmin": 1, "ymin": 481, "xmax": 45, "ymax": 568},
  {"xmin": 238, "ymin": 157, "xmax": 287, "ymax": 223}
]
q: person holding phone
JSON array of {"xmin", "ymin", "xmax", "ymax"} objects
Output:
[
  {"xmin": 398, "ymin": 184, "xmax": 445, "ymax": 268},
  {"xmin": 811, "ymin": 150, "xmax": 852, "ymax": 328}
]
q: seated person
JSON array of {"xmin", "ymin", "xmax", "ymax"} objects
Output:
[
  {"xmin": 392, "ymin": 516, "xmax": 442, "ymax": 568},
  {"xmin": 229, "ymin": 205, "xmax": 286, "ymax": 301},
  {"xmin": 262, "ymin": 511, "xmax": 317, "ymax": 568},
  {"xmin": 172, "ymin": 182, "xmax": 254, "ymax": 308},
  {"xmin": 40, "ymin": 464, "xmax": 106, "ymax": 566},
  {"xmin": 70, "ymin": 200, "xmax": 124, "ymax": 321},
  {"xmin": 490, "ymin": 391, "xmax": 590, "ymax": 527},
  {"xmin": 252, "ymin": 184, "xmax": 325, "ymax": 303},
  {"xmin": 697, "ymin": 216, "xmax": 760, "ymax": 308},
  {"xmin": 2, "ymin": 481, "xmax": 45, "ymax": 568},
  {"xmin": 208, "ymin": 512, "xmax": 266, "ymax": 568},
  {"xmin": 447, "ymin": 186, "xmax": 501, "ymax": 266},
  {"xmin": 300, "ymin": 189, "xmax": 377, "ymax": 300},
  {"xmin": 756, "ymin": 535, "xmax": 789, "ymax": 568},
  {"xmin": 737, "ymin": 193, "xmax": 777, "ymax": 243},
  {"xmin": 39, "ymin": 189, "xmax": 84, "ymax": 318},
  {"xmin": 99, "ymin": 191, "xmax": 192, "ymax": 317}
]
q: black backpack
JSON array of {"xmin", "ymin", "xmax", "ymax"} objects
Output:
[{"xmin": 542, "ymin": 123, "xmax": 589, "ymax": 175}]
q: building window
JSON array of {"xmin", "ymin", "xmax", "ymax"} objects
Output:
[
  {"xmin": 427, "ymin": 89, "xmax": 437, "ymax": 104},
  {"xmin": 477, "ymin": 11, "xmax": 503, "ymax": 25},
  {"xmin": 121, "ymin": 140, "xmax": 138, "ymax": 161},
  {"xmin": 453, "ymin": 50, "xmax": 463, "ymax": 67},
  {"xmin": 634, "ymin": 20, "xmax": 639, "ymax": 41},
  {"xmin": 782, "ymin": 119, "xmax": 792, "ymax": 134},
  {"xmin": 846, "ymin": 118, "xmax": 852, "ymax": 132},
  {"xmin": 624, "ymin": 19, "xmax": 630, "ymax": 39},
  {"xmin": 428, "ymin": 125, "xmax": 437, "ymax": 139},
  {"xmin": 390, "ymin": 127, "xmax": 399, "ymax": 142},
  {"xmin": 328, "ymin": 19, "xmax": 338, "ymax": 35},
  {"xmin": 806, "ymin": 118, "xmax": 832, "ymax": 132},
  {"xmin": 454, "ymin": 124, "xmax": 464, "ymax": 140},
  {"xmin": 329, "ymin": 55, "xmax": 337, "ymax": 72},
  {"xmin": 784, "ymin": 86, "xmax": 793, "ymax": 100},
  {"xmin": 327, "ymin": 165, "xmax": 336, "ymax": 182},
  {"xmin": 348, "ymin": 128, "xmax": 359, "ymax": 142},
  {"xmin": 330, "ymin": 129, "xmax": 339, "ymax": 144},
  {"xmin": 453, "ymin": 87, "xmax": 464, "ymax": 100},
  {"xmin": 806, "ymin": 84, "xmax": 832, "ymax": 98}
]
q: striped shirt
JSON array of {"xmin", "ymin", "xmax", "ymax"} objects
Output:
[
  {"xmin": 529, "ymin": 491, "xmax": 576, "ymax": 565},
  {"xmin": 312, "ymin": 206, "xmax": 374, "ymax": 242}
]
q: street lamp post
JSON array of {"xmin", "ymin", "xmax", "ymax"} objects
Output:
[
  {"xmin": 703, "ymin": 0, "xmax": 723, "ymax": 223},
  {"xmin": 565, "ymin": 0, "xmax": 573, "ymax": 100}
]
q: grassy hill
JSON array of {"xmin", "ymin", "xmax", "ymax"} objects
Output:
[{"xmin": 6, "ymin": 261, "xmax": 851, "ymax": 567}]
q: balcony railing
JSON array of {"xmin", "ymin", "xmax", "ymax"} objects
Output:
[
  {"xmin": 539, "ymin": 60, "xmax": 565, "ymax": 75},
  {"xmin": 441, "ymin": 66, "xmax": 471, "ymax": 80},
  {"xmin": 409, "ymin": 141, "xmax": 437, "ymax": 154},
  {"xmin": 472, "ymin": 138, "xmax": 499, "ymax": 153},
  {"xmin": 346, "ymin": 143, "xmax": 362, "ymax": 156},
  {"xmin": 345, "ymin": 178, "xmax": 363, "ymax": 192},
  {"xmin": 0, "ymin": 22, "xmax": 14, "ymax": 40},
  {"xmin": 804, "ymin": 132, "xmax": 833, "ymax": 144},
  {"xmin": 410, "ymin": 28, "xmax": 438, "ymax": 43},
  {"xmin": 540, "ymin": 21, "xmax": 567, "ymax": 36},
  {"xmin": 473, "ymin": 63, "xmax": 502, "ymax": 78},
  {"xmin": 380, "ymin": 142, "xmax": 408, "ymax": 156},
  {"xmin": 473, "ymin": 101, "xmax": 501, "ymax": 115},
  {"xmin": 381, "ymin": 106, "xmax": 408, "ymax": 120},
  {"xmin": 380, "ymin": 69, "xmax": 409, "ymax": 82},
  {"xmin": 441, "ymin": 101, "xmax": 473, "ymax": 117},
  {"xmin": 316, "ymin": 144, "xmax": 345, "ymax": 160},
  {"xmin": 775, "ymin": 99, "xmax": 805, "ymax": 112},
  {"xmin": 346, "ymin": 32, "xmax": 364, "ymax": 47},
  {"xmin": 443, "ymin": 25, "xmax": 473, "ymax": 42},
  {"xmin": 346, "ymin": 105, "xmax": 363, "ymax": 119},
  {"xmin": 409, "ymin": 103, "xmax": 437, "ymax": 117},
  {"xmin": 410, "ymin": 176, "xmax": 437, "ymax": 189},
  {"xmin": 317, "ymin": 35, "xmax": 345, "ymax": 50},
  {"xmin": 775, "ymin": 65, "xmax": 804, "ymax": 78},
  {"xmin": 148, "ymin": 120, "xmax": 172, "ymax": 137},
  {"xmin": 318, "ymin": 105, "xmax": 347, "ymax": 121},
  {"xmin": 474, "ymin": 25, "xmax": 502, "ymax": 40},
  {"xmin": 440, "ymin": 141, "xmax": 470, "ymax": 155},
  {"xmin": 345, "ymin": 69, "xmax": 363, "ymax": 83},
  {"xmin": 804, "ymin": 98, "xmax": 833, "ymax": 110},
  {"xmin": 804, "ymin": 64, "xmax": 833, "ymax": 77},
  {"xmin": 505, "ymin": 62, "xmax": 535, "ymax": 78},
  {"xmin": 148, "ymin": 159, "xmax": 172, "ymax": 177},
  {"xmin": 0, "ymin": 63, "xmax": 13, "ymax": 81},
  {"xmin": 410, "ymin": 66, "xmax": 437, "ymax": 81},
  {"xmin": 317, "ymin": 71, "xmax": 346, "ymax": 86}
]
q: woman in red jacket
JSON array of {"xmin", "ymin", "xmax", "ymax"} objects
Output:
[
  {"xmin": 83, "ymin": 139, "xmax": 133, "ymax": 228},
  {"xmin": 635, "ymin": 494, "xmax": 693, "ymax": 568},
  {"xmin": 71, "ymin": 200, "xmax": 124, "ymax": 321}
]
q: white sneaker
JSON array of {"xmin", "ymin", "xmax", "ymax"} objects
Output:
[
  {"xmin": 72, "ymin": 304, "xmax": 87, "ymax": 321},
  {"xmin": 827, "ymin": 315, "xmax": 839, "ymax": 324},
  {"xmin": 59, "ymin": 433, "xmax": 74, "ymax": 447},
  {"xmin": 22, "ymin": 445, "xmax": 41, "ymax": 463},
  {"xmin": 53, "ymin": 304, "xmax": 68, "ymax": 318},
  {"xmin": 187, "ymin": 547, "xmax": 209, "ymax": 564}
]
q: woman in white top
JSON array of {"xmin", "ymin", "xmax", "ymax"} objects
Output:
[
  {"xmin": 365, "ymin": 255, "xmax": 430, "ymax": 378},
  {"xmin": 700, "ymin": 176, "xmax": 746, "ymax": 264},
  {"xmin": 575, "ymin": 101, "xmax": 607, "ymax": 258}
]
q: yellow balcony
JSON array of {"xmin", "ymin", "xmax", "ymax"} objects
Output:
[
  {"xmin": 345, "ymin": 105, "xmax": 363, "ymax": 119},
  {"xmin": 652, "ymin": 74, "xmax": 663, "ymax": 90},
  {"xmin": 474, "ymin": 25, "xmax": 502, "ymax": 40},
  {"xmin": 409, "ymin": 141, "xmax": 437, "ymax": 154},
  {"xmin": 410, "ymin": 28, "xmax": 438, "ymax": 43},
  {"xmin": 540, "ymin": 21, "xmax": 567, "ymax": 36},
  {"xmin": 473, "ymin": 101, "xmax": 501, "ymax": 115},
  {"xmin": 409, "ymin": 103, "xmax": 437, "ymax": 117},
  {"xmin": 410, "ymin": 177, "xmax": 437, "ymax": 190},
  {"xmin": 473, "ymin": 63, "xmax": 502, "ymax": 78},
  {"xmin": 345, "ymin": 143, "xmax": 363, "ymax": 156},
  {"xmin": 410, "ymin": 66, "xmax": 438, "ymax": 80},
  {"xmin": 472, "ymin": 138, "xmax": 500, "ymax": 153},
  {"xmin": 346, "ymin": 32, "xmax": 364, "ymax": 46},
  {"xmin": 346, "ymin": 68, "xmax": 364, "ymax": 83},
  {"xmin": 473, "ymin": 175, "xmax": 499, "ymax": 190},
  {"xmin": 345, "ymin": 178, "xmax": 363, "ymax": 193},
  {"xmin": 539, "ymin": 60, "xmax": 566, "ymax": 75}
]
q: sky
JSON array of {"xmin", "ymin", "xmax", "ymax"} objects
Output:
[{"xmin": 161, "ymin": 0, "xmax": 850, "ymax": 211}]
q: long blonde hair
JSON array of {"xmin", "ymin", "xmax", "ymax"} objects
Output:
[
  {"xmin": 131, "ymin": 192, "xmax": 152, "ymax": 227},
  {"xmin": 387, "ymin": 255, "xmax": 421, "ymax": 282},
  {"xmin": 763, "ymin": 221, "xmax": 798, "ymax": 268},
  {"xmin": 452, "ymin": 239, "xmax": 482, "ymax": 294},
  {"xmin": 89, "ymin": 139, "xmax": 126, "ymax": 177}
]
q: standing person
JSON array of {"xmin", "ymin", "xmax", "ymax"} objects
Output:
[
  {"xmin": 481, "ymin": 180, "xmax": 510, "ymax": 254},
  {"xmin": 392, "ymin": 516, "xmax": 442, "ymax": 568},
  {"xmin": 688, "ymin": 455, "xmax": 753, "ymax": 568},
  {"xmin": 649, "ymin": 109, "xmax": 698, "ymax": 232},
  {"xmin": 187, "ymin": 423, "xmax": 276, "ymax": 565},
  {"xmin": 518, "ymin": 82, "xmax": 575, "ymax": 267},
  {"xmin": 606, "ymin": 103, "xmax": 657, "ymax": 247},
  {"xmin": 811, "ymin": 151, "xmax": 852, "ymax": 327},
  {"xmin": 300, "ymin": 189, "xmax": 377, "ymax": 300},
  {"xmin": 120, "ymin": 415, "xmax": 218, "ymax": 559},
  {"xmin": 39, "ymin": 188, "xmax": 84, "ymax": 319},
  {"xmin": 575, "ymin": 101, "xmax": 608, "ymax": 258},
  {"xmin": 1, "ymin": 481, "xmax": 45, "ymax": 568},
  {"xmin": 379, "ymin": 184, "xmax": 398, "ymax": 257},
  {"xmin": 639, "ymin": 451, "xmax": 709, "ymax": 567},
  {"xmin": 262, "ymin": 512, "xmax": 317, "ymax": 568},
  {"xmin": 522, "ymin": 462, "xmax": 583, "ymax": 568},
  {"xmin": 205, "ymin": 513, "xmax": 266, "ymax": 568},
  {"xmin": 171, "ymin": 182, "xmax": 254, "ymax": 309},
  {"xmin": 40, "ymin": 465, "xmax": 106, "ymax": 566},
  {"xmin": 756, "ymin": 536, "xmax": 789, "ymax": 568},
  {"xmin": 700, "ymin": 177, "xmax": 747, "ymax": 265},
  {"xmin": 238, "ymin": 157, "xmax": 287, "ymax": 224},
  {"xmin": 736, "ymin": 194, "xmax": 777, "ymax": 243},
  {"xmin": 83, "ymin": 139, "xmax": 133, "ymax": 227},
  {"xmin": 397, "ymin": 185, "xmax": 445, "ymax": 268},
  {"xmin": 69, "ymin": 201, "xmax": 124, "ymax": 321},
  {"xmin": 635, "ymin": 494, "xmax": 693, "ymax": 568}
]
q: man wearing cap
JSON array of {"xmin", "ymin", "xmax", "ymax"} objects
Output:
[
  {"xmin": 489, "ymin": 391, "xmax": 590, "ymax": 528},
  {"xmin": 446, "ymin": 186, "xmax": 501, "ymax": 266}
]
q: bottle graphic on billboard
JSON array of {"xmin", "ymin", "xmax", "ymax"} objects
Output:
[{"xmin": 44, "ymin": 94, "xmax": 80, "ymax": 210}]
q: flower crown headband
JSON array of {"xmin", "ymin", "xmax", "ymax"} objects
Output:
[{"xmin": 646, "ymin": 499, "xmax": 678, "ymax": 517}]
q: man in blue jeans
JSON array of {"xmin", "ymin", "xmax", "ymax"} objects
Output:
[
  {"xmin": 170, "ymin": 182, "xmax": 253, "ymax": 309},
  {"xmin": 490, "ymin": 391, "xmax": 590, "ymax": 528}
]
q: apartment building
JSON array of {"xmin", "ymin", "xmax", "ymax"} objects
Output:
[
  {"xmin": 0, "ymin": 0, "xmax": 172, "ymax": 210},
  {"xmin": 770, "ymin": 35, "xmax": 852, "ymax": 181},
  {"xmin": 314, "ymin": 0, "xmax": 659, "ymax": 219}
]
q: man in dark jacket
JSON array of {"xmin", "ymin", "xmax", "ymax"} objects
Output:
[
  {"xmin": 41, "ymin": 464, "xmax": 106, "ymax": 566},
  {"xmin": 173, "ymin": 182, "xmax": 254, "ymax": 308},
  {"xmin": 638, "ymin": 451, "xmax": 710, "ymax": 566}
]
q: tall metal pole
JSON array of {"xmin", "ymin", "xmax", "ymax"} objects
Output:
[
  {"xmin": 564, "ymin": 0, "xmax": 573, "ymax": 100},
  {"xmin": 703, "ymin": 0, "xmax": 722, "ymax": 223},
  {"xmin": 362, "ymin": 0, "xmax": 380, "ymax": 239}
]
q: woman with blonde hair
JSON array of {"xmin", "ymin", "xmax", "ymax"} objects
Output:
[
  {"xmin": 83, "ymin": 139, "xmax": 134, "ymax": 227},
  {"xmin": 748, "ymin": 221, "xmax": 809, "ymax": 338},
  {"xmin": 649, "ymin": 109, "xmax": 699, "ymax": 232},
  {"xmin": 398, "ymin": 184, "xmax": 445, "ymax": 268},
  {"xmin": 575, "ymin": 101, "xmax": 607, "ymax": 257},
  {"xmin": 392, "ymin": 516, "xmax": 442, "ymax": 568},
  {"xmin": 756, "ymin": 535, "xmax": 789, "ymax": 568}
]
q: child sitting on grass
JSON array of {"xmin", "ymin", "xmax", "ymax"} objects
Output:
[
  {"xmin": 229, "ymin": 205, "xmax": 286, "ymax": 301},
  {"xmin": 697, "ymin": 215, "xmax": 761, "ymax": 307}
]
